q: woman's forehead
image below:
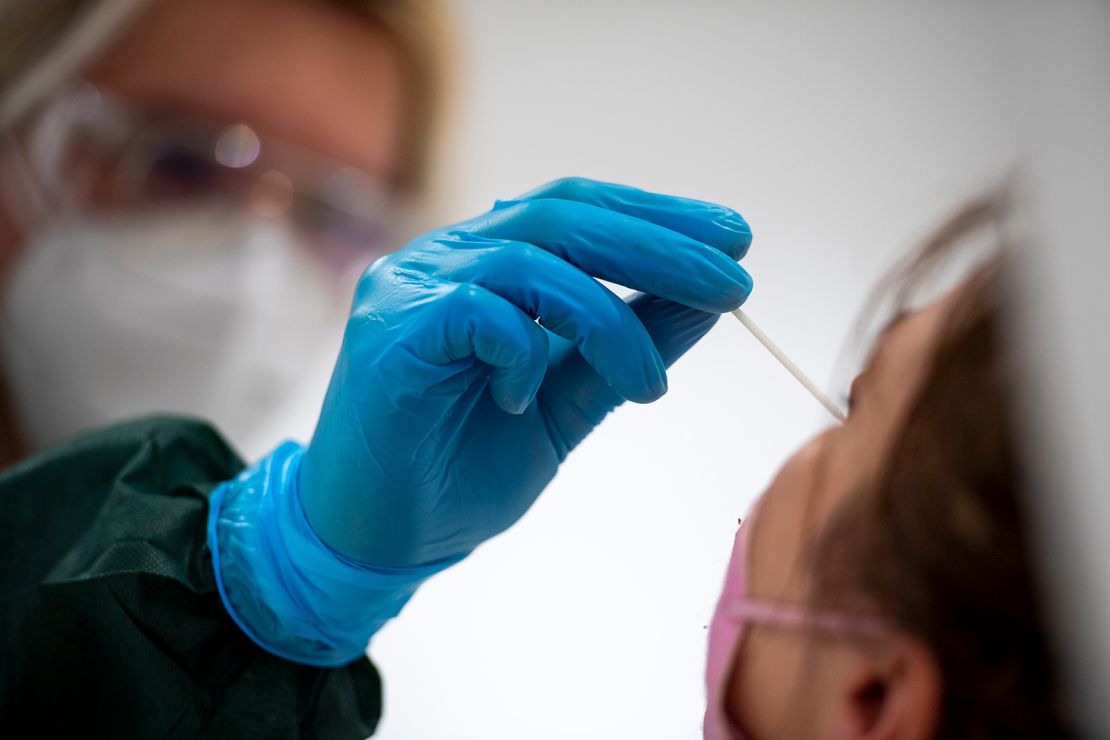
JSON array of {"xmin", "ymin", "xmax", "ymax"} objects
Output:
[{"xmin": 863, "ymin": 297, "xmax": 955, "ymax": 410}]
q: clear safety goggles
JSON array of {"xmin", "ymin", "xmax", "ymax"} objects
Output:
[{"xmin": 8, "ymin": 82, "xmax": 413, "ymax": 276}]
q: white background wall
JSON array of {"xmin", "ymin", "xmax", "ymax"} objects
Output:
[{"xmin": 370, "ymin": 4, "xmax": 1021, "ymax": 738}]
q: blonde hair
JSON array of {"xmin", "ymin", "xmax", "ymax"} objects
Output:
[
  {"xmin": 0, "ymin": 0, "xmax": 453, "ymax": 198},
  {"xmin": 334, "ymin": 0, "xmax": 453, "ymax": 199}
]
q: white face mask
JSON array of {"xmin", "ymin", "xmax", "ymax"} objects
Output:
[{"xmin": 0, "ymin": 205, "xmax": 350, "ymax": 459}]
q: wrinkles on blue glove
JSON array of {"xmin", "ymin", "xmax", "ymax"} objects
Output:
[
  {"xmin": 208, "ymin": 441, "xmax": 463, "ymax": 667},
  {"xmin": 300, "ymin": 177, "xmax": 754, "ymax": 569},
  {"xmin": 539, "ymin": 293, "xmax": 724, "ymax": 459}
]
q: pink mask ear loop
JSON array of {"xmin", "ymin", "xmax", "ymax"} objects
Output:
[{"xmin": 726, "ymin": 598, "xmax": 890, "ymax": 641}]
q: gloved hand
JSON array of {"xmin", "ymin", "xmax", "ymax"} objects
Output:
[
  {"xmin": 300, "ymin": 177, "xmax": 753, "ymax": 567},
  {"xmin": 208, "ymin": 178, "xmax": 752, "ymax": 666}
]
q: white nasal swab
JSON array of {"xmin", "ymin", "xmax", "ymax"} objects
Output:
[{"xmin": 731, "ymin": 309, "xmax": 847, "ymax": 424}]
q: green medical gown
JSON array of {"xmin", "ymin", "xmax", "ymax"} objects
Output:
[{"xmin": 0, "ymin": 416, "xmax": 382, "ymax": 738}]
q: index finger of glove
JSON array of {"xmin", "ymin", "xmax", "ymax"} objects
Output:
[
  {"xmin": 515, "ymin": 177, "xmax": 752, "ymax": 260},
  {"xmin": 457, "ymin": 198, "xmax": 753, "ymax": 313}
]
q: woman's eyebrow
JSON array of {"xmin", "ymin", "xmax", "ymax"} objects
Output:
[
  {"xmin": 878, "ymin": 309, "xmax": 912, "ymax": 344},
  {"xmin": 868, "ymin": 310, "xmax": 912, "ymax": 368},
  {"xmin": 852, "ymin": 309, "xmax": 913, "ymax": 406}
]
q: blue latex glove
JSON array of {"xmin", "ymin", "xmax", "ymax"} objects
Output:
[
  {"xmin": 209, "ymin": 178, "xmax": 752, "ymax": 665},
  {"xmin": 210, "ymin": 442, "xmax": 443, "ymax": 666},
  {"xmin": 301, "ymin": 177, "xmax": 753, "ymax": 567}
]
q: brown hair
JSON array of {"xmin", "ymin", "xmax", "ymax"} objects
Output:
[{"xmin": 812, "ymin": 195, "xmax": 1074, "ymax": 739}]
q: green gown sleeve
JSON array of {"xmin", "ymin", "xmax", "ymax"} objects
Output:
[{"xmin": 0, "ymin": 416, "xmax": 382, "ymax": 739}]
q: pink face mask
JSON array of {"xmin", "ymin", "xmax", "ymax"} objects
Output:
[{"xmin": 704, "ymin": 516, "xmax": 888, "ymax": 740}]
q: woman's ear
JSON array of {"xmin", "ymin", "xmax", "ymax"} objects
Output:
[{"xmin": 834, "ymin": 636, "xmax": 941, "ymax": 740}]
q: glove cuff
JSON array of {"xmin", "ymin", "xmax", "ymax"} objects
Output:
[{"xmin": 208, "ymin": 441, "xmax": 463, "ymax": 667}]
